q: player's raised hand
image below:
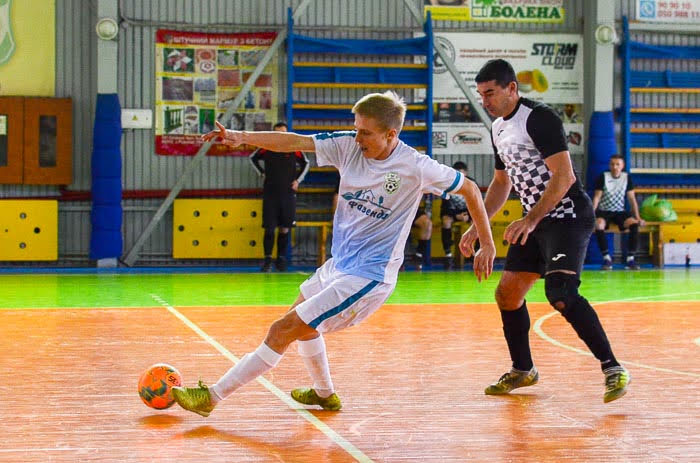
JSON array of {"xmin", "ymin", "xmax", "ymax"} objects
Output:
[
  {"xmin": 459, "ymin": 224, "xmax": 479, "ymax": 258},
  {"xmin": 201, "ymin": 120, "xmax": 227, "ymax": 142},
  {"xmin": 201, "ymin": 121, "xmax": 244, "ymax": 147}
]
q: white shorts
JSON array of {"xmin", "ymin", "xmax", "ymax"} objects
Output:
[{"xmin": 295, "ymin": 258, "xmax": 395, "ymax": 333}]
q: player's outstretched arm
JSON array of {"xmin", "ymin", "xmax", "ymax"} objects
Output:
[
  {"xmin": 458, "ymin": 178, "xmax": 495, "ymax": 281},
  {"xmin": 202, "ymin": 121, "xmax": 316, "ymax": 153}
]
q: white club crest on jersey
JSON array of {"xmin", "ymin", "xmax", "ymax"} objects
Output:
[{"xmin": 383, "ymin": 172, "xmax": 401, "ymax": 195}]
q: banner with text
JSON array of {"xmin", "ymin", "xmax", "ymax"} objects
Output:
[
  {"xmin": 424, "ymin": 0, "xmax": 565, "ymax": 23},
  {"xmin": 155, "ymin": 30, "xmax": 278, "ymax": 156},
  {"xmin": 429, "ymin": 32, "xmax": 584, "ymax": 155},
  {"xmin": 0, "ymin": 0, "xmax": 55, "ymax": 96},
  {"xmin": 636, "ymin": 0, "xmax": 700, "ymax": 23}
]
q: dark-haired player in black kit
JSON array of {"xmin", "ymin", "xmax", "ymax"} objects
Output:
[
  {"xmin": 249, "ymin": 122, "xmax": 309, "ymax": 271},
  {"xmin": 460, "ymin": 59, "xmax": 630, "ymax": 403}
]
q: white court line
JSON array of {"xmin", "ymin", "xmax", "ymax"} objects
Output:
[
  {"xmin": 533, "ymin": 291, "xmax": 700, "ymax": 378},
  {"xmin": 0, "ymin": 448, "xmax": 99, "ymax": 453},
  {"xmin": 150, "ymin": 294, "xmax": 374, "ymax": 463}
]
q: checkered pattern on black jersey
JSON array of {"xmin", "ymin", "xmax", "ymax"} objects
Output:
[
  {"xmin": 503, "ymin": 144, "xmax": 576, "ymax": 219},
  {"xmin": 598, "ymin": 172, "xmax": 627, "ymax": 212}
]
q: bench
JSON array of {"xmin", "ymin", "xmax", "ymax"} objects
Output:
[
  {"xmin": 605, "ymin": 221, "xmax": 691, "ymax": 268},
  {"xmin": 295, "ymin": 221, "xmax": 332, "ymax": 266},
  {"xmin": 451, "ymin": 220, "xmax": 691, "ymax": 269}
]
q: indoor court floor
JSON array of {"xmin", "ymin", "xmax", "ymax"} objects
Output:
[{"xmin": 0, "ymin": 268, "xmax": 698, "ymax": 462}]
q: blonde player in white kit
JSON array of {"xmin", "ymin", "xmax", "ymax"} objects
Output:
[{"xmin": 172, "ymin": 91, "xmax": 496, "ymax": 416}]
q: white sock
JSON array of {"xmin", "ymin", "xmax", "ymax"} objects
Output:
[
  {"xmin": 297, "ymin": 335, "xmax": 334, "ymax": 398},
  {"xmin": 603, "ymin": 254, "xmax": 611, "ymax": 261},
  {"xmin": 210, "ymin": 343, "xmax": 283, "ymax": 402}
]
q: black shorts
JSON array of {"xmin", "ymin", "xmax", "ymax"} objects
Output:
[
  {"xmin": 439, "ymin": 200, "xmax": 468, "ymax": 220},
  {"xmin": 262, "ymin": 192, "xmax": 296, "ymax": 228},
  {"xmin": 503, "ymin": 216, "xmax": 595, "ymax": 277},
  {"xmin": 596, "ymin": 210, "xmax": 633, "ymax": 230}
]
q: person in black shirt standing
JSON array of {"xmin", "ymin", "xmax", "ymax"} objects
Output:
[
  {"xmin": 249, "ymin": 122, "xmax": 309, "ymax": 271},
  {"xmin": 592, "ymin": 154, "xmax": 644, "ymax": 270},
  {"xmin": 461, "ymin": 59, "xmax": 630, "ymax": 403}
]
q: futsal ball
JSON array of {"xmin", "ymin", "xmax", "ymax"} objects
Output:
[{"xmin": 138, "ymin": 363, "xmax": 182, "ymax": 409}]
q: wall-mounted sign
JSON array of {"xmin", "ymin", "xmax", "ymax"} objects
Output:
[
  {"xmin": 424, "ymin": 0, "xmax": 565, "ymax": 23},
  {"xmin": 155, "ymin": 30, "xmax": 279, "ymax": 156},
  {"xmin": 427, "ymin": 32, "xmax": 584, "ymax": 155},
  {"xmin": 636, "ymin": 0, "xmax": 700, "ymax": 23},
  {"xmin": 0, "ymin": 0, "xmax": 54, "ymax": 96}
]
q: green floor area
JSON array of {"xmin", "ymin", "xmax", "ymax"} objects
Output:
[{"xmin": 1, "ymin": 268, "xmax": 697, "ymax": 310}]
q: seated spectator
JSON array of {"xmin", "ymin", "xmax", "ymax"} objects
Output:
[
  {"xmin": 592, "ymin": 154, "xmax": 644, "ymax": 270},
  {"xmin": 440, "ymin": 162, "xmax": 475, "ymax": 269}
]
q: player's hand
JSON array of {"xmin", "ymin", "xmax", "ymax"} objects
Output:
[
  {"xmin": 638, "ymin": 218, "xmax": 646, "ymax": 227},
  {"xmin": 504, "ymin": 216, "xmax": 536, "ymax": 246},
  {"xmin": 291, "ymin": 180, "xmax": 299, "ymax": 191},
  {"xmin": 472, "ymin": 241, "xmax": 496, "ymax": 282},
  {"xmin": 201, "ymin": 121, "xmax": 244, "ymax": 147},
  {"xmin": 459, "ymin": 224, "xmax": 479, "ymax": 258}
]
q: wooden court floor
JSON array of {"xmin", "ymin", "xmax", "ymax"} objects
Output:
[{"xmin": 0, "ymin": 271, "xmax": 698, "ymax": 462}]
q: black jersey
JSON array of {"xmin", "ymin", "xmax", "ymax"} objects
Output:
[
  {"xmin": 491, "ymin": 98, "xmax": 587, "ymax": 220},
  {"xmin": 249, "ymin": 149, "xmax": 309, "ymax": 193}
]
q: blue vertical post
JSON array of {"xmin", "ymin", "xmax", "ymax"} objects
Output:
[
  {"xmin": 424, "ymin": 12, "xmax": 434, "ymax": 268},
  {"xmin": 285, "ymin": 7, "xmax": 295, "ymax": 265},
  {"xmin": 425, "ymin": 11, "xmax": 433, "ymax": 161},
  {"xmin": 286, "ymin": 7, "xmax": 294, "ymax": 131},
  {"xmin": 621, "ymin": 16, "xmax": 632, "ymax": 169},
  {"xmin": 89, "ymin": 94, "xmax": 123, "ymax": 261}
]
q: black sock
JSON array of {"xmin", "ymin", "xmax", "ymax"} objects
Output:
[
  {"xmin": 628, "ymin": 224, "xmax": 639, "ymax": 256},
  {"xmin": 441, "ymin": 228, "xmax": 453, "ymax": 255},
  {"xmin": 500, "ymin": 302, "xmax": 533, "ymax": 371},
  {"xmin": 276, "ymin": 231, "xmax": 289, "ymax": 259},
  {"xmin": 263, "ymin": 228, "xmax": 275, "ymax": 256},
  {"xmin": 417, "ymin": 239, "xmax": 428, "ymax": 257},
  {"xmin": 560, "ymin": 296, "xmax": 620, "ymax": 371},
  {"xmin": 595, "ymin": 229, "xmax": 608, "ymax": 256}
]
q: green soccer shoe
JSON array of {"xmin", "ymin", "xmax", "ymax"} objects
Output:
[
  {"xmin": 171, "ymin": 380, "xmax": 216, "ymax": 417},
  {"xmin": 485, "ymin": 367, "xmax": 539, "ymax": 395},
  {"xmin": 603, "ymin": 366, "xmax": 630, "ymax": 403},
  {"xmin": 290, "ymin": 388, "xmax": 342, "ymax": 411}
]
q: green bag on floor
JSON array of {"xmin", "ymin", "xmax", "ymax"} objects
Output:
[{"xmin": 640, "ymin": 194, "xmax": 678, "ymax": 222}]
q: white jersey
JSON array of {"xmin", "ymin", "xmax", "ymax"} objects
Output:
[{"xmin": 314, "ymin": 131, "xmax": 464, "ymax": 284}]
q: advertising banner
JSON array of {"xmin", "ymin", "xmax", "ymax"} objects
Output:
[
  {"xmin": 155, "ymin": 30, "xmax": 278, "ymax": 156},
  {"xmin": 636, "ymin": 0, "xmax": 700, "ymax": 23},
  {"xmin": 0, "ymin": 0, "xmax": 55, "ymax": 96},
  {"xmin": 424, "ymin": 0, "xmax": 565, "ymax": 23},
  {"xmin": 429, "ymin": 32, "xmax": 584, "ymax": 154}
]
